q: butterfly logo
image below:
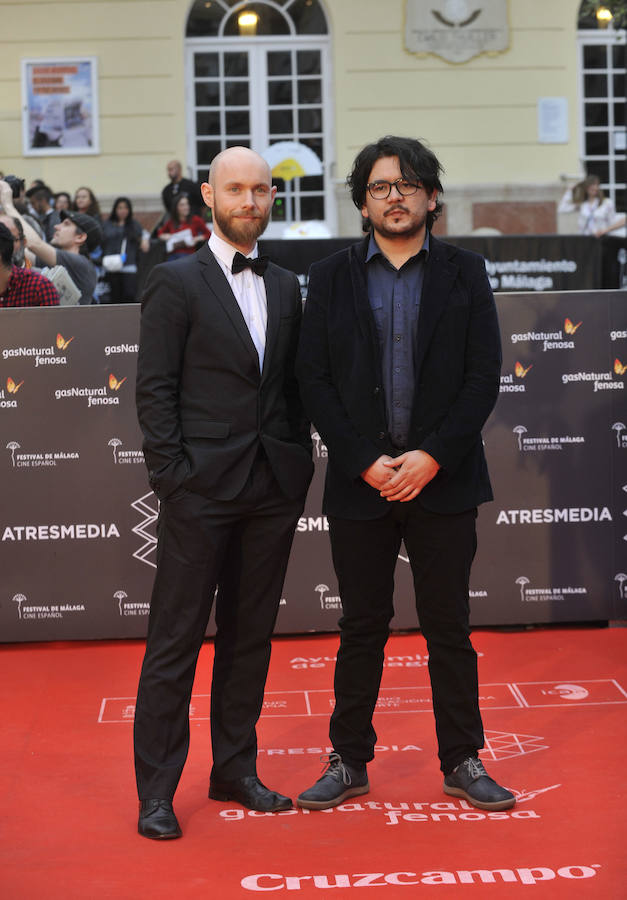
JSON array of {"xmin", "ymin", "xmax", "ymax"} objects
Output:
[
  {"xmin": 615, "ymin": 358, "xmax": 627, "ymax": 376},
  {"xmin": 108, "ymin": 373, "xmax": 127, "ymax": 391},
  {"xmin": 514, "ymin": 361, "xmax": 533, "ymax": 378},
  {"xmin": 6, "ymin": 377, "xmax": 24, "ymax": 394},
  {"xmin": 56, "ymin": 333, "xmax": 74, "ymax": 351},
  {"xmin": 564, "ymin": 318, "xmax": 582, "ymax": 336}
]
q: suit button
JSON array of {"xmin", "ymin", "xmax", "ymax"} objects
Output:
[
  {"xmin": 374, "ymin": 387, "xmax": 380, "ymax": 395},
  {"xmin": 378, "ymin": 431, "xmax": 385, "ymax": 440}
]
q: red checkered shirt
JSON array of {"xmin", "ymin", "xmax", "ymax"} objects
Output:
[{"xmin": 0, "ymin": 265, "xmax": 60, "ymax": 308}]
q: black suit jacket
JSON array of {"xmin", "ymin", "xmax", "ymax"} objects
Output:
[
  {"xmin": 295, "ymin": 234, "xmax": 502, "ymax": 518},
  {"xmin": 136, "ymin": 244, "xmax": 313, "ymax": 502}
]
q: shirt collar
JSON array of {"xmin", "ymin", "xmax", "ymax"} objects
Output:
[
  {"xmin": 366, "ymin": 231, "xmax": 430, "ymax": 265},
  {"xmin": 209, "ymin": 231, "xmax": 258, "ymax": 269}
]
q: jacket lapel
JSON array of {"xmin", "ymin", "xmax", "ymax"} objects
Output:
[
  {"xmin": 349, "ymin": 237, "xmax": 377, "ymax": 342},
  {"xmin": 197, "ymin": 244, "xmax": 260, "ymax": 369},
  {"xmin": 414, "ymin": 236, "xmax": 459, "ymax": 373}
]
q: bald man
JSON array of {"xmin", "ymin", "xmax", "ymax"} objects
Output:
[
  {"xmin": 161, "ymin": 159, "xmax": 204, "ymax": 216},
  {"xmin": 134, "ymin": 147, "xmax": 313, "ymax": 839}
]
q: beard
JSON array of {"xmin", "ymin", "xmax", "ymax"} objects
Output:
[
  {"xmin": 370, "ymin": 205, "xmax": 427, "ymax": 240},
  {"xmin": 212, "ymin": 199, "xmax": 271, "ymax": 247}
]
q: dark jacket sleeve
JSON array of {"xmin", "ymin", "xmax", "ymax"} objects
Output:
[
  {"xmin": 296, "ymin": 260, "xmax": 381, "ymax": 480},
  {"xmin": 417, "ymin": 253, "xmax": 501, "ymax": 474},
  {"xmin": 135, "ymin": 263, "xmax": 190, "ymax": 499}
]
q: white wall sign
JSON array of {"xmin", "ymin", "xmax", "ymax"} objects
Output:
[
  {"xmin": 537, "ymin": 97, "xmax": 569, "ymax": 144},
  {"xmin": 405, "ymin": 0, "xmax": 509, "ymax": 64}
]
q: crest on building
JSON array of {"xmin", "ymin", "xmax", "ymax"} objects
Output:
[{"xmin": 405, "ymin": 0, "xmax": 509, "ymax": 64}]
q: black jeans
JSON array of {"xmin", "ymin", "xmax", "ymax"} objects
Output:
[{"xmin": 328, "ymin": 502, "xmax": 483, "ymax": 775}]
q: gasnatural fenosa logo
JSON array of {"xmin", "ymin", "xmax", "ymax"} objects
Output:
[
  {"xmin": 1, "ymin": 331, "xmax": 74, "ymax": 369},
  {"xmin": 500, "ymin": 362, "xmax": 532, "ymax": 393},
  {"xmin": 54, "ymin": 372, "xmax": 128, "ymax": 408}
]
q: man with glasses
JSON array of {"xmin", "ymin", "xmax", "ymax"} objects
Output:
[
  {"xmin": 296, "ymin": 136, "xmax": 515, "ymax": 811},
  {"xmin": 0, "ymin": 214, "xmax": 27, "ymax": 267}
]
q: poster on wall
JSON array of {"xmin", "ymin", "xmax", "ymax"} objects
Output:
[{"xmin": 21, "ymin": 57, "xmax": 99, "ymax": 156}]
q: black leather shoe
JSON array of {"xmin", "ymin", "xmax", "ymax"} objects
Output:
[
  {"xmin": 209, "ymin": 775, "xmax": 292, "ymax": 812},
  {"xmin": 297, "ymin": 753, "xmax": 369, "ymax": 810},
  {"xmin": 443, "ymin": 756, "xmax": 516, "ymax": 811},
  {"xmin": 138, "ymin": 799, "xmax": 182, "ymax": 839}
]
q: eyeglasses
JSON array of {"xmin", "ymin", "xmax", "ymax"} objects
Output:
[{"xmin": 366, "ymin": 178, "xmax": 422, "ymax": 200}]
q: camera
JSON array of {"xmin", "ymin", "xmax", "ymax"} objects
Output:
[{"xmin": 3, "ymin": 175, "xmax": 25, "ymax": 199}]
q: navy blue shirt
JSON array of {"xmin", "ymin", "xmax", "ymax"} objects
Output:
[{"xmin": 366, "ymin": 232, "xmax": 429, "ymax": 450}]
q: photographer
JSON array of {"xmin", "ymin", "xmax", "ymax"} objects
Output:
[
  {"xmin": 4, "ymin": 175, "xmax": 44, "ymax": 238},
  {"xmin": 0, "ymin": 179, "xmax": 102, "ymax": 305},
  {"xmin": 0, "ymin": 222, "xmax": 59, "ymax": 308}
]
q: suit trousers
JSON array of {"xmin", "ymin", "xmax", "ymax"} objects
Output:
[
  {"xmin": 134, "ymin": 457, "xmax": 303, "ymax": 800},
  {"xmin": 328, "ymin": 501, "xmax": 484, "ymax": 775}
]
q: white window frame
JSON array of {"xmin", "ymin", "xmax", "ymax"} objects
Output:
[
  {"xmin": 577, "ymin": 28, "xmax": 627, "ymax": 209},
  {"xmin": 184, "ymin": 33, "xmax": 336, "ymax": 237}
]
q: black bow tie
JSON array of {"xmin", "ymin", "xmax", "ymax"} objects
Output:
[{"xmin": 231, "ymin": 252, "xmax": 269, "ymax": 276}]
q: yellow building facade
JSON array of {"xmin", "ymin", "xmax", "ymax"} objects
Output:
[{"xmin": 1, "ymin": 0, "xmax": 624, "ymax": 235}]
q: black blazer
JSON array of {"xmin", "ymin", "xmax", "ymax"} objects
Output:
[
  {"xmin": 136, "ymin": 244, "xmax": 313, "ymax": 502},
  {"xmin": 295, "ymin": 234, "xmax": 502, "ymax": 518}
]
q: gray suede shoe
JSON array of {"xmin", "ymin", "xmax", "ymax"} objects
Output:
[
  {"xmin": 297, "ymin": 753, "xmax": 369, "ymax": 810},
  {"xmin": 444, "ymin": 756, "xmax": 515, "ymax": 810}
]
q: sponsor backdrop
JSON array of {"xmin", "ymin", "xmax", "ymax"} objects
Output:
[
  {"xmin": 137, "ymin": 234, "xmax": 627, "ymax": 304},
  {"xmin": 1, "ymin": 292, "xmax": 625, "ymax": 642},
  {"xmin": 260, "ymin": 235, "xmax": 605, "ymax": 296}
]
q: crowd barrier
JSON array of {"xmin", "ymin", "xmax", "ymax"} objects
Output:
[
  {"xmin": 1, "ymin": 287, "xmax": 625, "ymax": 641},
  {"xmin": 135, "ymin": 234, "xmax": 627, "ymax": 301}
]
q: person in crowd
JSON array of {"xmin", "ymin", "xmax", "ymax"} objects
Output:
[
  {"xmin": 157, "ymin": 193, "xmax": 211, "ymax": 260},
  {"xmin": 558, "ymin": 174, "xmax": 626, "ymax": 237},
  {"xmin": 161, "ymin": 159, "xmax": 204, "ymax": 217},
  {"xmin": 26, "ymin": 178, "xmax": 47, "ymax": 198},
  {"xmin": 72, "ymin": 186, "xmax": 104, "ymax": 297},
  {"xmin": 134, "ymin": 146, "xmax": 313, "ymax": 840},
  {"xmin": 25, "ymin": 184, "xmax": 60, "ymax": 242},
  {"xmin": 0, "ymin": 214, "xmax": 27, "ymax": 267},
  {"xmin": 102, "ymin": 196, "xmax": 149, "ymax": 303},
  {"xmin": 73, "ymin": 185, "xmax": 102, "ymax": 220},
  {"xmin": 295, "ymin": 135, "xmax": 515, "ymax": 813},
  {"xmin": 54, "ymin": 191, "xmax": 72, "ymax": 212},
  {"xmin": 0, "ymin": 222, "xmax": 59, "ymax": 307},
  {"xmin": 4, "ymin": 175, "xmax": 44, "ymax": 237},
  {"xmin": 0, "ymin": 179, "xmax": 102, "ymax": 305}
]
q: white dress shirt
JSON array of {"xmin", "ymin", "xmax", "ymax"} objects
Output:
[{"xmin": 209, "ymin": 231, "xmax": 268, "ymax": 370}]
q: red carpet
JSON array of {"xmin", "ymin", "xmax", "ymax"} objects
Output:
[{"xmin": 1, "ymin": 627, "xmax": 626, "ymax": 898}]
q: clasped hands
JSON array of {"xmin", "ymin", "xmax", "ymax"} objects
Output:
[{"xmin": 361, "ymin": 450, "xmax": 440, "ymax": 503}]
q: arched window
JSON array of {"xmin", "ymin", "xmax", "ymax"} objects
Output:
[
  {"xmin": 577, "ymin": 2, "xmax": 626, "ymax": 211},
  {"xmin": 184, "ymin": 0, "xmax": 333, "ymax": 235}
]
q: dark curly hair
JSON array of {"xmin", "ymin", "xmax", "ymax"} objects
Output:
[
  {"xmin": 0, "ymin": 222, "xmax": 14, "ymax": 268},
  {"xmin": 347, "ymin": 135, "xmax": 444, "ymax": 231}
]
